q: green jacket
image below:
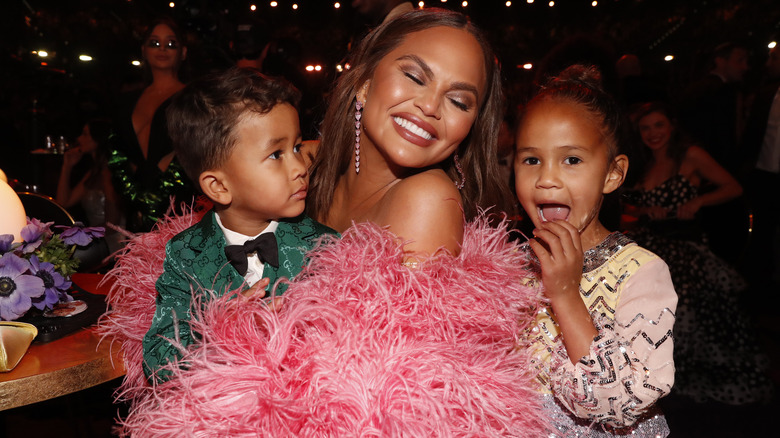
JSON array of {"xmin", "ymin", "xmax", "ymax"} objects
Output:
[{"xmin": 142, "ymin": 210, "xmax": 336, "ymax": 381}]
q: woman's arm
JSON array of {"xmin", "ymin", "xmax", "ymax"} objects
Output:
[
  {"xmin": 56, "ymin": 149, "xmax": 89, "ymax": 208},
  {"xmin": 678, "ymin": 146, "xmax": 743, "ymax": 219},
  {"xmin": 100, "ymin": 165, "xmax": 123, "ymax": 225}
]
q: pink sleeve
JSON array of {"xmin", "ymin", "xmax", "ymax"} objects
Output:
[{"xmin": 548, "ymin": 258, "xmax": 677, "ymax": 427}]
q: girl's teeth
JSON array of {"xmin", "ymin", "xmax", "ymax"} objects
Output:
[{"xmin": 394, "ymin": 117, "xmax": 433, "ymax": 140}]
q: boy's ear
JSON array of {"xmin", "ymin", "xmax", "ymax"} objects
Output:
[
  {"xmin": 603, "ymin": 154, "xmax": 629, "ymax": 194},
  {"xmin": 199, "ymin": 170, "xmax": 232, "ymax": 206}
]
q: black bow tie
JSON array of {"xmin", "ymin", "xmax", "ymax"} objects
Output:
[{"xmin": 224, "ymin": 233, "xmax": 279, "ymax": 276}]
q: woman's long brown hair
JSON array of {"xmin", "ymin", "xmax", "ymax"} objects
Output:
[{"xmin": 307, "ymin": 8, "xmax": 513, "ymax": 223}]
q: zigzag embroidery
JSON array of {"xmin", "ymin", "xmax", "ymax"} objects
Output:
[
  {"xmin": 588, "ymin": 295, "xmax": 616, "ymax": 314},
  {"xmin": 621, "ymin": 308, "xmax": 677, "ymax": 327}
]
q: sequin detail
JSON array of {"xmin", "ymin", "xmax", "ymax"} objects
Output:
[
  {"xmin": 541, "ymin": 394, "xmax": 670, "ymax": 437},
  {"xmin": 625, "ymin": 176, "xmax": 771, "ymax": 405},
  {"xmin": 526, "ymin": 232, "xmax": 676, "ymax": 433}
]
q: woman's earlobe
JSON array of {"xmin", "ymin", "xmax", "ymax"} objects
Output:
[{"xmin": 356, "ymin": 81, "xmax": 370, "ymax": 104}]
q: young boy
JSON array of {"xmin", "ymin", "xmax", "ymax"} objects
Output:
[{"xmin": 143, "ymin": 67, "xmax": 335, "ymax": 382}]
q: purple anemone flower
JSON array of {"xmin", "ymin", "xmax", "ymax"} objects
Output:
[
  {"xmin": 0, "ymin": 234, "xmax": 14, "ymax": 253},
  {"xmin": 58, "ymin": 222, "xmax": 105, "ymax": 247},
  {"xmin": 20, "ymin": 218, "xmax": 53, "ymax": 254},
  {"xmin": 0, "ymin": 252, "xmax": 45, "ymax": 321},
  {"xmin": 28, "ymin": 255, "xmax": 71, "ymax": 310}
]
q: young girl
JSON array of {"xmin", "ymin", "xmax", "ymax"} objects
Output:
[{"xmin": 514, "ymin": 65, "xmax": 677, "ymax": 436}]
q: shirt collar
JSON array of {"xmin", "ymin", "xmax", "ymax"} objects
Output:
[{"xmin": 214, "ymin": 212, "xmax": 278, "ymax": 246}]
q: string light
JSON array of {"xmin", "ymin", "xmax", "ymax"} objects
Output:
[
  {"xmin": 549, "ymin": 1, "xmax": 554, "ymax": 6},
  {"xmin": 664, "ymin": 55, "xmax": 674, "ymax": 61},
  {"xmin": 169, "ymin": 2, "xmax": 174, "ymax": 8},
  {"xmin": 527, "ymin": 0, "xmax": 533, "ymax": 4},
  {"xmin": 131, "ymin": 60, "xmax": 141, "ymax": 66},
  {"xmin": 334, "ymin": 2, "xmax": 341, "ymax": 8},
  {"xmin": 506, "ymin": 1, "xmax": 512, "ymax": 6},
  {"xmin": 270, "ymin": 1, "xmax": 277, "ymax": 7},
  {"xmin": 418, "ymin": 1, "xmax": 425, "ymax": 7},
  {"xmin": 293, "ymin": 3, "xmax": 298, "ymax": 9},
  {"xmin": 523, "ymin": 63, "xmax": 533, "ymax": 70},
  {"xmin": 769, "ymin": 41, "xmax": 777, "ymax": 49},
  {"xmin": 461, "ymin": 1, "xmax": 468, "ymax": 7},
  {"xmin": 591, "ymin": 1, "xmax": 597, "ymax": 6},
  {"xmin": 250, "ymin": 4, "xmax": 256, "ymax": 11},
  {"xmin": 37, "ymin": 51, "xmax": 48, "ymax": 58},
  {"xmin": 79, "ymin": 55, "xmax": 93, "ymax": 62}
]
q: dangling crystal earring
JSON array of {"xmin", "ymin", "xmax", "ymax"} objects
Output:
[
  {"xmin": 355, "ymin": 100, "xmax": 363, "ymax": 174},
  {"xmin": 454, "ymin": 154, "xmax": 465, "ymax": 190}
]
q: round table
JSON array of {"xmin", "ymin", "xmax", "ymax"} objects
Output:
[{"xmin": 0, "ymin": 274, "xmax": 124, "ymax": 411}]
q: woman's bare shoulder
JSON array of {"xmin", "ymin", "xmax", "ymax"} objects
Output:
[
  {"xmin": 379, "ymin": 169, "xmax": 464, "ymax": 256},
  {"xmin": 385, "ymin": 169, "xmax": 462, "ymax": 209},
  {"xmin": 683, "ymin": 145, "xmax": 711, "ymax": 163}
]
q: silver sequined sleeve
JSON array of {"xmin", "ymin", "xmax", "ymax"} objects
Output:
[{"xmin": 548, "ymin": 258, "xmax": 677, "ymax": 427}]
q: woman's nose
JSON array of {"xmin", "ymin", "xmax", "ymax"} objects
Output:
[{"xmin": 414, "ymin": 89, "xmax": 441, "ymax": 120}]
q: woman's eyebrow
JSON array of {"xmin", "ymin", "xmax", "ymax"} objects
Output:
[{"xmin": 396, "ymin": 54, "xmax": 433, "ymax": 77}]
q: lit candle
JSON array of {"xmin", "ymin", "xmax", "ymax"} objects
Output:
[{"xmin": 0, "ymin": 181, "xmax": 26, "ymax": 242}]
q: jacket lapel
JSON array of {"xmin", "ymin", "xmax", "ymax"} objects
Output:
[
  {"xmin": 261, "ymin": 216, "xmax": 323, "ymax": 295},
  {"xmin": 189, "ymin": 211, "xmax": 246, "ymax": 294}
]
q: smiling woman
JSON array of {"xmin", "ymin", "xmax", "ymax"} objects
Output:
[
  {"xmin": 309, "ymin": 8, "xmax": 512, "ymax": 260},
  {"xmin": 98, "ymin": 10, "xmax": 547, "ymax": 436}
]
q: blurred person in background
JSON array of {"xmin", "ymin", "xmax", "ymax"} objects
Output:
[{"xmin": 111, "ymin": 17, "xmax": 195, "ymax": 232}]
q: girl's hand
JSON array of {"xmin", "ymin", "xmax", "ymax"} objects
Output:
[
  {"xmin": 529, "ymin": 220, "xmax": 598, "ymax": 363},
  {"xmin": 528, "ymin": 220, "xmax": 583, "ymax": 301},
  {"xmin": 676, "ymin": 198, "xmax": 703, "ymax": 220},
  {"xmin": 241, "ymin": 277, "xmax": 270, "ymax": 298}
]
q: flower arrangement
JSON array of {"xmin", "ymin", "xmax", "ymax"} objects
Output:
[{"xmin": 0, "ymin": 218, "xmax": 104, "ymax": 321}]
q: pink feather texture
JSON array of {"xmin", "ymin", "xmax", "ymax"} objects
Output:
[{"xmin": 98, "ymin": 211, "xmax": 547, "ymax": 437}]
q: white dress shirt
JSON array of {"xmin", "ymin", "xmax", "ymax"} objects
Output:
[{"xmin": 215, "ymin": 213, "xmax": 278, "ymax": 287}]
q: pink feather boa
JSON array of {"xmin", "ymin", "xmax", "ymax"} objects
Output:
[{"xmin": 98, "ymin": 210, "xmax": 547, "ymax": 437}]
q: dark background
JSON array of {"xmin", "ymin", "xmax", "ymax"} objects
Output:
[
  {"xmin": 1, "ymin": 0, "xmax": 778, "ymax": 187},
  {"xmin": 1, "ymin": 2, "xmax": 779, "ymax": 436}
]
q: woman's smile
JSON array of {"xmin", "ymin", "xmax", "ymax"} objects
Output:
[{"xmin": 392, "ymin": 114, "xmax": 437, "ymax": 146}]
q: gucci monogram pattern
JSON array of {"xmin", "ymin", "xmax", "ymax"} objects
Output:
[{"xmin": 142, "ymin": 211, "xmax": 336, "ymax": 382}]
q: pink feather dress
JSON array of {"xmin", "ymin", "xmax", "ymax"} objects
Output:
[{"xmin": 98, "ymin": 209, "xmax": 548, "ymax": 437}]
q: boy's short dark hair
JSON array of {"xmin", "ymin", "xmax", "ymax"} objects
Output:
[{"xmin": 167, "ymin": 67, "xmax": 301, "ymax": 183}]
